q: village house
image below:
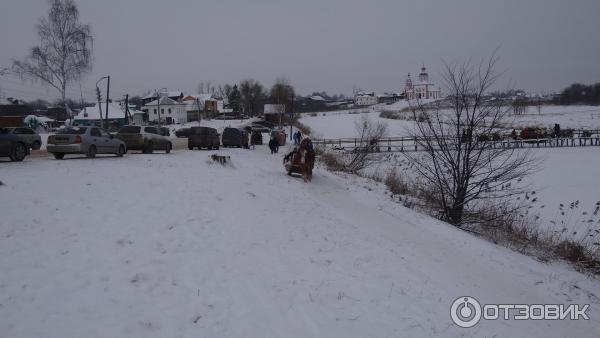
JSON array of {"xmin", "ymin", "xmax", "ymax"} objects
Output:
[
  {"xmin": 354, "ymin": 92, "xmax": 378, "ymax": 106},
  {"xmin": 141, "ymin": 90, "xmax": 184, "ymax": 106},
  {"xmin": 142, "ymin": 96, "xmax": 187, "ymax": 124},
  {"xmin": 182, "ymin": 94, "xmax": 221, "ymax": 121},
  {"xmin": 74, "ymin": 102, "xmax": 128, "ymax": 129}
]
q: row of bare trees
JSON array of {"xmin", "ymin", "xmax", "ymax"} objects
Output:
[{"xmin": 200, "ymin": 77, "xmax": 295, "ymax": 117}]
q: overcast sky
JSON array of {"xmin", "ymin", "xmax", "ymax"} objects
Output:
[{"xmin": 1, "ymin": 0, "xmax": 599, "ymax": 101}]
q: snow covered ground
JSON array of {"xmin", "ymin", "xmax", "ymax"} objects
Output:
[
  {"xmin": 300, "ymin": 105, "xmax": 600, "ymax": 140},
  {"xmin": 300, "ymin": 110, "xmax": 415, "ymax": 139},
  {"xmin": 501, "ymin": 105, "xmax": 600, "ymax": 130},
  {"xmin": 301, "ymin": 106, "xmax": 600, "ymax": 239},
  {"xmin": 363, "ymin": 147, "xmax": 600, "ymax": 239},
  {"xmin": 1, "ymin": 146, "xmax": 599, "ymax": 337}
]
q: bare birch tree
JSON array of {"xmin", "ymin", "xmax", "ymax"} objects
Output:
[
  {"xmin": 12, "ymin": 0, "xmax": 93, "ymax": 111},
  {"xmin": 404, "ymin": 55, "xmax": 538, "ymax": 226}
]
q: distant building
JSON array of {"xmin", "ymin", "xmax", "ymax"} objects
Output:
[
  {"xmin": 183, "ymin": 94, "xmax": 220, "ymax": 120},
  {"xmin": 404, "ymin": 66, "xmax": 441, "ymax": 100},
  {"xmin": 354, "ymin": 92, "xmax": 378, "ymax": 106},
  {"xmin": 74, "ymin": 102, "xmax": 128, "ymax": 128},
  {"xmin": 141, "ymin": 90, "xmax": 184, "ymax": 106},
  {"xmin": 0, "ymin": 97, "xmax": 29, "ymax": 127},
  {"xmin": 142, "ymin": 97, "xmax": 187, "ymax": 124},
  {"xmin": 377, "ymin": 93, "xmax": 404, "ymax": 104}
]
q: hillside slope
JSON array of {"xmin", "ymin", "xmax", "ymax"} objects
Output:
[{"xmin": 0, "ymin": 147, "xmax": 599, "ymax": 337}]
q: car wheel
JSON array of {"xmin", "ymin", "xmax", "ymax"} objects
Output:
[
  {"xmin": 9, "ymin": 142, "xmax": 27, "ymax": 162},
  {"xmin": 53, "ymin": 153, "xmax": 65, "ymax": 160},
  {"xmin": 166, "ymin": 142, "xmax": 172, "ymax": 154},
  {"xmin": 215, "ymin": 146, "xmax": 219, "ymax": 150},
  {"xmin": 32, "ymin": 141, "xmax": 41, "ymax": 150},
  {"xmin": 87, "ymin": 145, "xmax": 97, "ymax": 158},
  {"xmin": 188, "ymin": 145, "xmax": 194, "ymax": 150},
  {"xmin": 116, "ymin": 145, "xmax": 125, "ymax": 157}
]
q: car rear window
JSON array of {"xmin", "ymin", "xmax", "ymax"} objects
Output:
[
  {"xmin": 57, "ymin": 127, "xmax": 87, "ymax": 135},
  {"xmin": 144, "ymin": 127, "xmax": 158, "ymax": 134},
  {"xmin": 191, "ymin": 127, "xmax": 212, "ymax": 135},
  {"xmin": 119, "ymin": 126, "xmax": 141, "ymax": 133}
]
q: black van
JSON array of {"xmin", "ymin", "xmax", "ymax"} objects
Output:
[
  {"xmin": 222, "ymin": 127, "xmax": 249, "ymax": 148},
  {"xmin": 188, "ymin": 127, "xmax": 220, "ymax": 150}
]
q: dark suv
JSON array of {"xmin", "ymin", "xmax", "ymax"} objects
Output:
[
  {"xmin": 188, "ymin": 127, "xmax": 220, "ymax": 150},
  {"xmin": 222, "ymin": 127, "xmax": 248, "ymax": 148}
]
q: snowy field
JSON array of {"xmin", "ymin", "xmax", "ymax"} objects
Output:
[
  {"xmin": 300, "ymin": 110, "xmax": 415, "ymax": 139},
  {"xmin": 365, "ymin": 147, "xmax": 600, "ymax": 238},
  {"xmin": 503, "ymin": 105, "xmax": 600, "ymax": 130},
  {"xmin": 1, "ymin": 146, "xmax": 600, "ymax": 337},
  {"xmin": 299, "ymin": 105, "xmax": 600, "ymax": 140},
  {"xmin": 301, "ymin": 106, "xmax": 600, "ymax": 241}
]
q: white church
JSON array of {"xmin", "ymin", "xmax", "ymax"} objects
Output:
[{"xmin": 404, "ymin": 66, "xmax": 441, "ymax": 101}]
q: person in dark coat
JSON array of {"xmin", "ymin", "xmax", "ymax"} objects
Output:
[
  {"xmin": 294, "ymin": 130, "xmax": 302, "ymax": 145},
  {"xmin": 554, "ymin": 123, "xmax": 561, "ymax": 138},
  {"xmin": 268, "ymin": 137, "xmax": 278, "ymax": 154}
]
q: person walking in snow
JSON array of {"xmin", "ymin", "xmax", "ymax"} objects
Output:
[
  {"xmin": 294, "ymin": 130, "xmax": 302, "ymax": 145},
  {"xmin": 268, "ymin": 137, "xmax": 278, "ymax": 154}
]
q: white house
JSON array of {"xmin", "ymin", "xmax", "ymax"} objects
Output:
[
  {"xmin": 404, "ymin": 66, "xmax": 441, "ymax": 101},
  {"xmin": 74, "ymin": 102, "xmax": 128, "ymax": 126},
  {"xmin": 142, "ymin": 97, "xmax": 187, "ymax": 124},
  {"xmin": 354, "ymin": 92, "xmax": 378, "ymax": 106}
]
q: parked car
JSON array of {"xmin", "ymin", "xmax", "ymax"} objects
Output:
[
  {"xmin": 222, "ymin": 127, "xmax": 249, "ymax": 148},
  {"xmin": 1, "ymin": 127, "xmax": 42, "ymax": 150},
  {"xmin": 254, "ymin": 120, "xmax": 274, "ymax": 129},
  {"xmin": 47, "ymin": 126, "xmax": 127, "ymax": 159},
  {"xmin": 214, "ymin": 114, "xmax": 238, "ymax": 120},
  {"xmin": 159, "ymin": 127, "xmax": 170, "ymax": 137},
  {"xmin": 175, "ymin": 128, "xmax": 191, "ymax": 138},
  {"xmin": 250, "ymin": 124, "xmax": 271, "ymax": 133},
  {"xmin": 0, "ymin": 128, "xmax": 29, "ymax": 161},
  {"xmin": 188, "ymin": 127, "xmax": 220, "ymax": 150},
  {"xmin": 116, "ymin": 125, "xmax": 172, "ymax": 154}
]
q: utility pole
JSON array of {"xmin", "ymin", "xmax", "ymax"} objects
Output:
[
  {"xmin": 289, "ymin": 93, "xmax": 294, "ymax": 140},
  {"xmin": 124, "ymin": 94, "xmax": 130, "ymax": 124},
  {"xmin": 104, "ymin": 76, "xmax": 110, "ymax": 130},
  {"xmin": 196, "ymin": 97, "xmax": 202, "ymax": 124},
  {"xmin": 96, "ymin": 86, "xmax": 103, "ymax": 121},
  {"xmin": 96, "ymin": 76, "xmax": 109, "ymax": 124},
  {"xmin": 156, "ymin": 90, "xmax": 162, "ymax": 127}
]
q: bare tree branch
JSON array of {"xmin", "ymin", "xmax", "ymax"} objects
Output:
[
  {"xmin": 404, "ymin": 53, "xmax": 539, "ymax": 225},
  {"xmin": 11, "ymin": 0, "xmax": 93, "ymax": 111}
]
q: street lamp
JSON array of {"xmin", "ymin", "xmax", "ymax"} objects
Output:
[{"xmin": 96, "ymin": 76, "xmax": 110, "ymax": 129}]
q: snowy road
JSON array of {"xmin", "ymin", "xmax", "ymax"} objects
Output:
[{"xmin": 1, "ymin": 147, "xmax": 599, "ymax": 337}]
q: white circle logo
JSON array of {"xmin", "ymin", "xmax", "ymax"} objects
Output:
[{"xmin": 451, "ymin": 296, "xmax": 482, "ymax": 328}]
